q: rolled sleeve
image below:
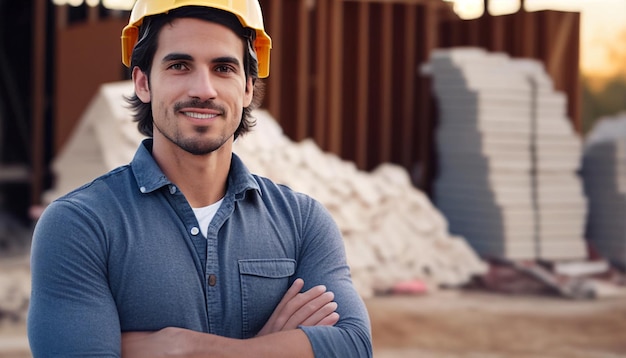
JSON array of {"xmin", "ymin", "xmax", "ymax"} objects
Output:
[
  {"xmin": 28, "ymin": 199, "xmax": 121, "ymax": 357},
  {"xmin": 295, "ymin": 197, "xmax": 373, "ymax": 357}
]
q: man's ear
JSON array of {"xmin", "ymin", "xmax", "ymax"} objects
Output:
[
  {"xmin": 133, "ymin": 67, "xmax": 151, "ymax": 103},
  {"xmin": 243, "ymin": 77, "xmax": 254, "ymax": 108}
]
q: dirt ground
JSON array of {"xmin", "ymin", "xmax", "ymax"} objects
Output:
[
  {"xmin": 2, "ymin": 255, "xmax": 626, "ymax": 358},
  {"xmin": 368, "ymin": 290, "xmax": 626, "ymax": 358}
]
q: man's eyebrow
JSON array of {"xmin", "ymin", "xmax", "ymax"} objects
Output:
[
  {"xmin": 213, "ymin": 56, "xmax": 241, "ymax": 67},
  {"xmin": 161, "ymin": 54, "xmax": 241, "ymax": 68},
  {"xmin": 162, "ymin": 53, "xmax": 193, "ymax": 63}
]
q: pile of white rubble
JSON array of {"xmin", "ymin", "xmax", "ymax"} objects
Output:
[
  {"xmin": 0, "ymin": 258, "xmax": 30, "ymax": 325},
  {"xmin": 234, "ymin": 110, "xmax": 487, "ymax": 297}
]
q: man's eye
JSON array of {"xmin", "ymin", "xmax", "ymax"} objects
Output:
[
  {"xmin": 215, "ymin": 65, "xmax": 235, "ymax": 73},
  {"xmin": 169, "ymin": 63, "xmax": 187, "ymax": 71}
]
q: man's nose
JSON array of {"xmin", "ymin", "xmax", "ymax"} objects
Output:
[{"xmin": 188, "ymin": 70, "xmax": 218, "ymax": 99}]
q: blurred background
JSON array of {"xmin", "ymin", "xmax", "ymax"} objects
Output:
[{"xmin": 0, "ymin": 0, "xmax": 625, "ymax": 225}]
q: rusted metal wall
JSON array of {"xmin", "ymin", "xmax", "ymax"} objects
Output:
[
  {"xmin": 42, "ymin": 0, "xmax": 581, "ymax": 202},
  {"xmin": 53, "ymin": 6, "xmax": 128, "ymax": 153},
  {"xmin": 54, "ymin": 18, "xmax": 128, "ymax": 153},
  {"xmin": 258, "ymin": 0, "xmax": 581, "ymax": 193},
  {"xmin": 258, "ymin": 0, "xmax": 461, "ymax": 192}
]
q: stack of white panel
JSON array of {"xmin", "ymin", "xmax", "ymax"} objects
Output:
[
  {"xmin": 517, "ymin": 60, "xmax": 587, "ymax": 260},
  {"xmin": 43, "ymin": 81, "xmax": 146, "ymax": 203},
  {"xmin": 582, "ymin": 113, "xmax": 626, "ymax": 268},
  {"xmin": 426, "ymin": 48, "xmax": 587, "ymax": 260},
  {"xmin": 428, "ymin": 48, "xmax": 537, "ymax": 259}
]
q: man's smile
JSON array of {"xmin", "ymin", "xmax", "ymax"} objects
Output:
[{"xmin": 182, "ymin": 111, "xmax": 218, "ymax": 119}]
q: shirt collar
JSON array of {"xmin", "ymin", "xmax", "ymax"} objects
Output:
[
  {"xmin": 131, "ymin": 139, "xmax": 170, "ymax": 193},
  {"xmin": 131, "ymin": 138, "xmax": 260, "ymax": 198},
  {"xmin": 228, "ymin": 151, "xmax": 261, "ymax": 200}
]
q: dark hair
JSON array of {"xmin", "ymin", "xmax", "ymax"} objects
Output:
[{"xmin": 126, "ymin": 6, "xmax": 264, "ymax": 139}]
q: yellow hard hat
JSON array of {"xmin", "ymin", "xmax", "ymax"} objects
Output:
[{"xmin": 121, "ymin": 0, "xmax": 272, "ymax": 78}]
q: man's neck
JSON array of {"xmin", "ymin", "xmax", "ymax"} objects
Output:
[{"xmin": 152, "ymin": 138, "xmax": 232, "ymax": 208}]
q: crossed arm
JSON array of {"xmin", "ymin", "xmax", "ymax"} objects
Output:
[
  {"xmin": 121, "ymin": 279, "xmax": 339, "ymax": 358},
  {"xmin": 29, "ymin": 198, "xmax": 371, "ymax": 357}
]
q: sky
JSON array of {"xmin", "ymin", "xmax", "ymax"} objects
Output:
[{"xmin": 445, "ymin": 0, "xmax": 626, "ymax": 78}]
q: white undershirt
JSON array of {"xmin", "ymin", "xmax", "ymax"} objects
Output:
[{"xmin": 192, "ymin": 198, "xmax": 224, "ymax": 237}]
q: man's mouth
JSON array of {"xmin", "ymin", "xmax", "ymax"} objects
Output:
[{"xmin": 182, "ymin": 112, "xmax": 218, "ymax": 119}]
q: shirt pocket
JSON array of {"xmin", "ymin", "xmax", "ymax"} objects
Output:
[{"xmin": 238, "ymin": 259, "xmax": 296, "ymax": 338}]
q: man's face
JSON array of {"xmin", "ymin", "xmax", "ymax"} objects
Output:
[{"xmin": 133, "ymin": 17, "xmax": 253, "ymax": 155}]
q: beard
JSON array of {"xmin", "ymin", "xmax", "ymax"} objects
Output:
[
  {"xmin": 153, "ymin": 99, "xmax": 239, "ymax": 155},
  {"xmin": 155, "ymin": 122, "xmax": 234, "ymax": 156}
]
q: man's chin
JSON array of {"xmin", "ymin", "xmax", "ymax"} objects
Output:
[{"xmin": 178, "ymin": 138, "xmax": 226, "ymax": 156}]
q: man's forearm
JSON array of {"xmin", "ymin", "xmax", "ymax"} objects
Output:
[
  {"xmin": 122, "ymin": 279, "xmax": 336, "ymax": 357},
  {"xmin": 122, "ymin": 327, "xmax": 314, "ymax": 358},
  {"xmin": 189, "ymin": 329, "xmax": 314, "ymax": 358}
]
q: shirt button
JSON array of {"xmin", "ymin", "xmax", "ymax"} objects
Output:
[
  {"xmin": 208, "ymin": 274, "xmax": 217, "ymax": 287},
  {"xmin": 140, "ymin": 186, "xmax": 147, "ymax": 193},
  {"xmin": 169, "ymin": 186, "xmax": 177, "ymax": 194},
  {"xmin": 190, "ymin": 227, "xmax": 200, "ymax": 235}
]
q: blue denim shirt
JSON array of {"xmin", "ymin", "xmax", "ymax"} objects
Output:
[{"xmin": 28, "ymin": 139, "xmax": 372, "ymax": 357}]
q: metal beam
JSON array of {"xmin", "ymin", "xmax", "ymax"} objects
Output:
[{"xmin": 31, "ymin": 0, "xmax": 47, "ymax": 205}]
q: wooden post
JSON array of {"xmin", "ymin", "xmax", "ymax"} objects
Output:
[
  {"xmin": 31, "ymin": 0, "xmax": 47, "ymax": 206},
  {"xmin": 377, "ymin": 3, "xmax": 393, "ymax": 164},
  {"xmin": 354, "ymin": 2, "xmax": 370, "ymax": 169},
  {"xmin": 295, "ymin": 0, "xmax": 311, "ymax": 141},
  {"xmin": 266, "ymin": 0, "xmax": 282, "ymax": 121},
  {"xmin": 313, "ymin": 0, "xmax": 329, "ymax": 148},
  {"xmin": 327, "ymin": 0, "xmax": 343, "ymax": 154}
]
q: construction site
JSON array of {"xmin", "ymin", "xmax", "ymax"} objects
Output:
[{"xmin": 1, "ymin": 0, "xmax": 626, "ymax": 357}]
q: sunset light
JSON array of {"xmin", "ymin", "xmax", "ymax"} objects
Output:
[{"xmin": 445, "ymin": 0, "xmax": 626, "ymax": 78}]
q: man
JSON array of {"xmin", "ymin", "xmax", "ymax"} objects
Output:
[{"xmin": 27, "ymin": 0, "xmax": 372, "ymax": 357}]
